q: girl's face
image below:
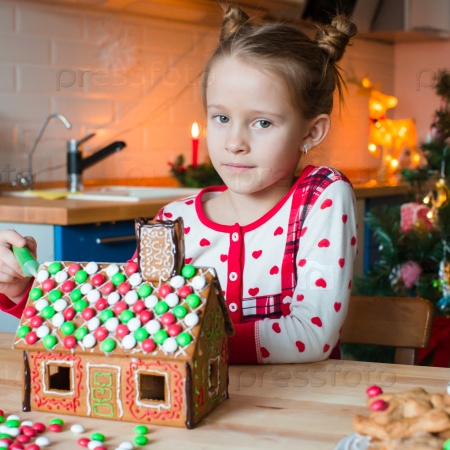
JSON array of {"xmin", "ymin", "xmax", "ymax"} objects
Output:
[{"xmin": 206, "ymin": 56, "xmax": 310, "ymax": 197}]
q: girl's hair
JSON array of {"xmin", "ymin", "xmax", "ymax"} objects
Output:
[{"xmin": 201, "ymin": 4, "xmax": 357, "ymax": 120}]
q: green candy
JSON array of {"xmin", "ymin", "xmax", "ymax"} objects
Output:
[
  {"xmin": 154, "ymin": 301, "xmax": 169, "ymax": 315},
  {"xmin": 134, "ymin": 435, "xmax": 148, "ymax": 446},
  {"xmin": 173, "ymin": 305, "xmax": 187, "ymax": 319},
  {"xmin": 176, "ymin": 332, "xmax": 192, "ymax": 346},
  {"xmin": 120, "ymin": 310, "xmax": 134, "ymax": 324},
  {"xmin": 101, "ymin": 338, "xmax": 116, "ymax": 353},
  {"xmin": 111, "ymin": 272, "xmax": 125, "ymax": 286},
  {"xmin": 48, "ymin": 262, "xmax": 62, "ymax": 274},
  {"xmin": 70, "ymin": 288, "xmax": 82, "ymax": 301},
  {"xmin": 5, "ymin": 419, "xmax": 20, "ymax": 428},
  {"xmin": 134, "ymin": 425, "xmax": 148, "ymax": 435},
  {"xmin": 61, "ymin": 321, "xmax": 75, "ymax": 336},
  {"xmin": 181, "ymin": 264, "xmax": 196, "ymax": 279},
  {"xmin": 74, "ymin": 270, "xmax": 88, "ymax": 284},
  {"xmin": 444, "ymin": 439, "xmax": 450, "ymax": 450},
  {"xmin": 43, "ymin": 334, "xmax": 57, "ymax": 349},
  {"xmin": 48, "ymin": 289, "xmax": 62, "ymax": 302},
  {"xmin": 185, "ymin": 293, "xmax": 201, "ymax": 309},
  {"xmin": 91, "ymin": 432, "xmax": 105, "ymax": 441},
  {"xmin": 73, "ymin": 299, "xmax": 88, "ymax": 312},
  {"xmin": 41, "ymin": 305, "xmax": 56, "ymax": 319},
  {"xmin": 134, "ymin": 328, "xmax": 149, "ymax": 342},
  {"xmin": 49, "ymin": 418, "xmax": 64, "ymax": 425},
  {"xmin": 99, "ymin": 309, "xmax": 114, "ymax": 322},
  {"xmin": 29, "ymin": 287, "xmax": 43, "ymax": 300},
  {"xmin": 0, "ymin": 433, "xmax": 11, "ymax": 439},
  {"xmin": 74, "ymin": 327, "xmax": 88, "ymax": 341},
  {"xmin": 0, "ymin": 415, "xmax": 4, "ymax": 423},
  {"xmin": 18, "ymin": 325, "xmax": 31, "ymax": 338},
  {"xmin": 138, "ymin": 284, "xmax": 152, "ymax": 298},
  {"xmin": 153, "ymin": 329, "xmax": 168, "ymax": 345}
]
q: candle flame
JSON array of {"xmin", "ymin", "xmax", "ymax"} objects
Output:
[{"xmin": 191, "ymin": 122, "xmax": 199, "ymax": 139}]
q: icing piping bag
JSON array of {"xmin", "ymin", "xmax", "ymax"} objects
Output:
[{"xmin": 12, "ymin": 245, "xmax": 39, "ymax": 277}]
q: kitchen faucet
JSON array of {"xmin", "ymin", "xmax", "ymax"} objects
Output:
[{"xmin": 67, "ymin": 133, "xmax": 126, "ymax": 192}]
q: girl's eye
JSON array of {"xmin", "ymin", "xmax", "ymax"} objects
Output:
[
  {"xmin": 255, "ymin": 120, "xmax": 271, "ymax": 129},
  {"xmin": 214, "ymin": 115, "xmax": 229, "ymax": 124}
]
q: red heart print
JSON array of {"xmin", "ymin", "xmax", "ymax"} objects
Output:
[
  {"xmin": 342, "ymin": 214, "xmax": 348, "ymax": 223},
  {"xmin": 351, "ymin": 236, "xmax": 357, "ymax": 246},
  {"xmin": 311, "ymin": 317, "xmax": 322, "ymax": 327},
  {"xmin": 200, "ymin": 238, "xmax": 210, "ymax": 247},
  {"xmin": 315, "ymin": 278, "xmax": 327, "ymax": 288},
  {"xmin": 248, "ymin": 287, "xmax": 259, "ymax": 296},
  {"xmin": 298, "ymin": 259, "xmax": 307, "ymax": 267},
  {"xmin": 185, "ymin": 258, "xmax": 192, "ymax": 264},
  {"xmin": 252, "ymin": 250, "xmax": 262, "ymax": 259},
  {"xmin": 318, "ymin": 238, "xmax": 330, "ymax": 248},
  {"xmin": 334, "ymin": 302, "xmax": 342, "ymax": 312},
  {"xmin": 274, "ymin": 226, "xmax": 283, "ymax": 236},
  {"xmin": 296, "ymin": 341, "xmax": 305, "ymax": 352},
  {"xmin": 338, "ymin": 258, "xmax": 345, "ymax": 268},
  {"xmin": 222, "ymin": 290, "xmax": 226, "ymax": 297},
  {"xmin": 164, "ymin": 212, "xmax": 173, "ymax": 218},
  {"xmin": 300, "ymin": 227, "xmax": 308, "ymax": 237},
  {"xmin": 323, "ymin": 343, "xmax": 330, "ymax": 353},
  {"xmin": 220, "ymin": 254, "xmax": 228, "ymax": 262},
  {"xmin": 321, "ymin": 199, "xmax": 333, "ymax": 209},
  {"xmin": 269, "ymin": 266, "xmax": 279, "ymax": 275},
  {"xmin": 185, "ymin": 199, "xmax": 194, "ymax": 205},
  {"xmin": 272, "ymin": 323, "xmax": 281, "ymax": 333},
  {"xmin": 184, "ymin": 227, "xmax": 190, "ymax": 234},
  {"xmin": 297, "ymin": 294, "xmax": 304, "ymax": 301},
  {"xmin": 260, "ymin": 347, "xmax": 270, "ymax": 358}
]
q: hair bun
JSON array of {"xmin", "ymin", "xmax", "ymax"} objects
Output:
[
  {"xmin": 315, "ymin": 15, "xmax": 357, "ymax": 63},
  {"xmin": 220, "ymin": 4, "xmax": 251, "ymax": 42}
]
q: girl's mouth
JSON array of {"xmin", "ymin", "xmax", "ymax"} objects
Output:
[{"xmin": 223, "ymin": 163, "xmax": 254, "ymax": 174}]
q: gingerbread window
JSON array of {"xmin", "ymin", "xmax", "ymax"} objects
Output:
[
  {"xmin": 208, "ymin": 357, "xmax": 220, "ymax": 395},
  {"xmin": 139, "ymin": 372, "xmax": 167, "ymax": 403},
  {"xmin": 43, "ymin": 362, "xmax": 74, "ymax": 395}
]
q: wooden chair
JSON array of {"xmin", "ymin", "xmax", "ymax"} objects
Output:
[{"xmin": 341, "ymin": 295, "xmax": 434, "ymax": 365}]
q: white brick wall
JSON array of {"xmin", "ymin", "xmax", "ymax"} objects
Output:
[{"xmin": 0, "ymin": 0, "xmax": 396, "ymax": 186}]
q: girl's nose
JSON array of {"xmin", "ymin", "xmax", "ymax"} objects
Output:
[{"xmin": 225, "ymin": 128, "xmax": 250, "ymax": 154}]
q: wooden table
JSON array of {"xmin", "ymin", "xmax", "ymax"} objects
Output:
[{"xmin": 1, "ymin": 332, "xmax": 449, "ymax": 449}]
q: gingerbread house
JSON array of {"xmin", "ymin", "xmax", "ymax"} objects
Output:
[{"xmin": 13, "ymin": 217, "xmax": 234, "ymax": 429}]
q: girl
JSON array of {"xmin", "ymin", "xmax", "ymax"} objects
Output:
[{"xmin": 0, "ymin": 4, "xmax": 358, "ymax": 365}]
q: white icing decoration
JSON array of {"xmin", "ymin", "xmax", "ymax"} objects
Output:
[
  {"xmin": 118, "ymin": 442, "xmax": 134, "ymax": 450},
  {"xmin": 122, "ymin": 334, "xmax": 136, "ymax": 349},
  {"xmin": 129, "ymin": 273, "xmax": 142, "ymax": 286},
  {"xmin": 163, "ymin": 337, "xmax": 178, "ymax": 353},
  {"xmin": 169, "ymin": 275, "xmax": 185, "ymax": 288},
  {"xmin": 145, "ymin": 319, "xmax": 161, "ymax": 334},
  {"xmin": 107, "ymin": 292, "xmax": 120, "ymax": 305},
  {"xmin": 144, "ymin": 294, "xmax": 158, "ymax": 309},
  {"xmin": 53, "ymin": 299, "xmax": 68, "ymax": 312},
  {"xmin": 34, "ymin": 299, "xmax": 49, "ymax": 312},
  {"xmin": 51, "ymin": 312, "xmax": 65, "ymax": 328},
  {"xmin": 36, "ymin": 269, "xmax": 49, "ymax": 282},
  {"xmin": 85, "ymin": 262, "xmax": 98, "ymax": 274},
  {"xmin": 106, "ymin": 264, "xmax": 119, "ymax": 277},
  {"xmin": 191, "ymin": 275, "xmax": 206, "ymax": 290},
  {"xmin": 127, "ymin": 317, "xmax": 141, "ymax": 332},
  {"xmin": 124, "ymin": 290, "xmax": 138, "ymax": 305},
  {"xmin": 71, "ymin": 424, "xmax": 85, "ymax": 433},
  {"xmin": 54, "ymin": 270, "xmax": 68, "ymax": 283},
  {"xmin": 87, "ymin": 289, "xmax": 101, "ymax": 303},
  {"xmin": 41, "ymin": 360, "xmax": 75, "ymax": 396},
  {"xmin": 80, "ymin": 283, "xmax": 93, "ymax": 294},
  {"xmin": 35, "ymin": 437, "xmax": 51, "ymax": 447},
  {"xmin": 105, "ymin": 317, "xmax": 119, "ymax": 332},
  {"xmin": 89, "ymin": 441, "xmax": 104, "ymax": 450},
  {"xmin": 184, "ymin": 312, "xmax": 199, "ymax": 327},
  {"xmin": 36, "ymin": 325, "xmax": 50, "ymax": 338},
  {"xmin": 87, "ymin": 317, "xmax": 101, "ymax": 331},
  {"xmin": 83, "ymin": 334, "xmax": 96, "ymax": 348},
  {"xmin": 165, "ymin": 293, "xmax": 179, "ymax": 308}
]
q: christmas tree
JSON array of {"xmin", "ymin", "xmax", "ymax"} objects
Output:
[{"xmin": 343, "ymin": 71, "xmax": 450, "ymax": 363}]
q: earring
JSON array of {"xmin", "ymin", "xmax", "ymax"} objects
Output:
[{"xmin": 303, "ymin": 143, "xmax": 309, "ymax": 154}]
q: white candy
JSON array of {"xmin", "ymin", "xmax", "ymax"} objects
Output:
[
  {"xmin": 105, "ymin": 317, "xmax": 119, "ymax": 332},
  {"xmin": 144, "ymin": 294, "xmax": 158, "ymax": 309},
  {"xmin": 125, "ymin": 290, "xmax": 138, "ymax": 305},
  {"xmin": 21, "ymin": 420, "xmax": 33, "ymax": 427},
  {"xmin": 122, "ymin": 334, "xmax": 136, "ymax": 349},
  {"xmin": 7, "ymin": 427, "xmax": 20, "ymax": 437},
  {"xmin": 191, "ymin": 275, "xmax": 206, "ymax": 291},
  {"xmin": 6, "ymin": 414, "xmax": 21, "ymax": 421},
  {"xmin": 71, "ymin": 423, "xmax": 85, "ymax": 433},
  {"xmin": 128, "ymin": 273, "xmax": 142, "ymax": 286},
  {"xmin": 35, "ymin": 436, "xmax": 51, "ymax": 447},
  {"xmin": 80, "ymin": 283, "xmax": 93, "ymax": 294},
  {"xmin": 107, "ymin": 292, "xmax": 120, "ymax": 305},
  {"xmin": 184, "ymin": 312, "xmax": 199, "ymax": 327},
  {"xmin": 54, "ymin": 270, "xmax": 68, "ymax": 283},
  {"xmin": 447, "ymin": 382, "xmax": 450, "ymax": 395},
  {"xmin": 165, "ymin": 293, "xmax": 179, "ymax": 308},
  {"xmin": 36, "ymin": 325, "xmax": 51, "ymax": 338},
  {"xmin": 87, "ymin": 289, "xmax": 101, "ymax": 303},
  {"xmin": 88, "ymin": 441, "xmax": 104, "ymax": 450},
  {"xmin": 87, "ymin": 317, "xmax": 101, "ymax": 331},
  {"xmin": 53, "ymin": 299, "xmax": 68, "ymax": 312},
  {"xmin": 170, "ymin": 275, "xmax": 185, "ymax": 288},
  {"xmin": 145, "ymin": 319, "xmax": 161, "ymax": 334},
  {"xmin": 163, "ymin": 337, "xmax": 178, "ymax": 353},
  {"xmin": 127, "ymin": 317, "xmax": 141, "ymax": 332},
  {"xmin": 106, "ymin": 264, "xmax": 119, "ymax": 277},
  {"xmin": 85, "ymin": 261, "xmax": 98, "ymax": 274},
  {"xmin": 0, "ymin": 441, "xmax": 8, "ymax": 448},
  {"xmin": 51, "ymin": 312, "xmax": 65, "ymax": 328},
  {"xmin": 83, "ymin": 334, "xmax": 96, "ymax": 348},
  {"xmin": 34, "ymin": 299, "xmax": 49, "ymax": 312},
  {"xmin": 118, "ymin": 442, "xmax": 134, "ymax": 450},
  {"xmin": 36, "ymin": 269, "xmax": 49, "ymax": 282},
  {"xmin": 0, "ymin": 425, "xmax": 8, "ymax": 434}
]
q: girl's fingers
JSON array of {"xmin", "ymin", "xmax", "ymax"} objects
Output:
[{"xmin": 0, "ymin": 229, "xmax": 27, "ymax": 248}]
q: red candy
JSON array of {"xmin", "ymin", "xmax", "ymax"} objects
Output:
[
  {"xmin": 16, "ymin": 435, "xmax": 31, "ymax": 444},
  {"xmin": 10, "ymin": 443, "xmax": 24, "ymax": 450},
  {"xmin": 125, "ymin": 261, "xmax": 138, "ymax": 276},
  {"xmin": 116, "ymin": 324, "xmax": 130, "ymax": 338},
  {"xmin": 101, "ymin": 282, "xmax": 114, "ymax": 296},
  {"xmin": 29, "ymin": 316, "xmax": 43, "ymax": 328},
  {"xmin": 141, "ymin": 338, "xmax": 156, "ymax": 353},
  {"xmin": 31, "ymin": 422, "xmax": 46, "ymax": 433},
  {"xmin": 366, "ymin": 385, "xmax": 383, "ymax": 397},
  {"xmin": 21, "ymin": 427, "xmax": 37, "ymax": 437},
  {"xmin": 63, "ymin": 335, "xmax": 77, "ymax": 349},
  {"xmin": 118, "ymin": 282, "xmax": 131, "ymax": 295},
  {"xmin": 91, "ymin": 273, "xmax": 105, "ymax": 287},
  {"xmin": 94, "ymin": 327, "xmax": 109, "ymax": 342},
  {"xmin": 81, "ymin": 307, "xmax": 96, "ymax": 321},
  {"xmin": 95, "ymin": 298, "xmax": 108, "ymax": 311},
  {"xmin": 25, "ymin": 331, "xmax": 38, "ymax": 345},
  {"xmin": 48, "ymin": 423, "xmax": 62, "ymax": 432},
  {"xmin": 161, "ymin": 312, "xmax": 175, "ymax": 326},
  {"xmin": 23, "ymin": 306, "xmax": 37, "ymax": 318},
  {"xmin": 63, "ymin": 307, "xmax": 76, "ymax": 321},
  {"xmin": 113, "ymin": 301, "xmax": 128, "ymax": 315},
  {"xmin": 139, "ymin": 310, "xmax": 152, "ymax": 324},
  {"xmin": 25, "ymin": 445, "xmax": 40, "ymax": 450},
  {"xmin": 95, "ymin": 447, "xmax": 107, "ymax": 450},
  {"xmin": 167, "ymin": 323, "xmax": 182, "ymax": 336},
  {"xmin": 41, "ymin": 278, "xmax": 55, "ymax": 292},
  {"xmin": 77, "ymin": 437, "xmax": 90, "ymax": 447},
  {"xmin": 68, "ymin": 263, "xmax": 81, "ymax": 276},
  {"xmin": 178, "ymin": 285, "xmax": 192, "ymax": 298},
  {"xmin": 133, "ymin": 300, "xmax": 146, "ymax": 313},
  {"xmin": 0, "ymin": 438, "xmax": 12, "ymax": 445},
  {"xmin": 61, "ymin": 280, "xmax": 75, "ymax": 293},
  {"xmin": 369, "ymin": 399, "xmax": 389, "ymax": 411},
  {"xmin": 159, "ymin": 284, "xmax": 172, "ymax": 298}
]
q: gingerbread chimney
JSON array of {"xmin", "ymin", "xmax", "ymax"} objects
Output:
[{"xmin": 135, "ymin": 217, "xmax": 185, "ymax": 282}]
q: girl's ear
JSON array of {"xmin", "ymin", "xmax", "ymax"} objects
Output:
[{"xmin": 302, "ymin": 114, "xmax": 331, "ymax": 151}]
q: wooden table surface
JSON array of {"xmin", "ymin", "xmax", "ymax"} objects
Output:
[{"xmin": 1, "ymin": 333, "xmax": 450, "ymax": 449}]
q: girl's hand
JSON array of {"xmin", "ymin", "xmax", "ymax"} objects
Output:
[{"xmin": 0, "ymin": 229, "xmax": 37, "ymax": 302}]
